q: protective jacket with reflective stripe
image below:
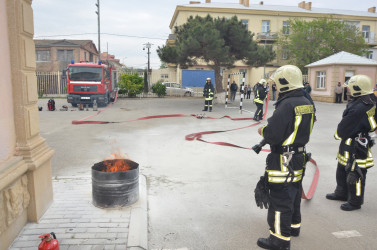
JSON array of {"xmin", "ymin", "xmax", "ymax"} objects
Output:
[
  {"xmin": 254, "ymin": 84, "xmax": 266, "ymax": 104},
  {"xmin": 335, "ymin": 98, "xmax": 377, "ymax": 168},
  {"xmin": 203, "ymin": 83, "xmax": 215, "ymax": 100},
  {"xmin": 261, "ymin": 89, "xmax": 315, "ymax": 183}
]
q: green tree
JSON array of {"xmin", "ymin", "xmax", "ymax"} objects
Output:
[
  {"xmin": 151, "ymin": 82, "xmax": 166, "ymax": 97},
  {"xmin": 143, "ymin": 69, "xmax": 148, "ymax": 94},
  {"xmin": 118, "ymin": 73, "xmax": 144, "ymax": 97},
  {"xmin": 157, "ymin": 15, "xmax": 275, "ymax": 92},
  {"xmin": 278, "ymin": 18, "xmax": 368, "ymax": 73}
]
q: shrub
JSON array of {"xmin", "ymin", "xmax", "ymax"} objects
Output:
[
  {"xmin": 118, "ymin": 73, "xmax": 144, "ymax": 97},
  {"xmin": 152, "ymin": 83, "xmax": 166, "ymax": 97}
]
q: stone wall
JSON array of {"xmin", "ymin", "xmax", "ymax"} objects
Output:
[
  {"xmin": 0, "ymin": 0, "xmax": 55, "ymax": 248},
  {"xmin": 0, "ymin": 176, "xmax": 30, "ymax": 235}
]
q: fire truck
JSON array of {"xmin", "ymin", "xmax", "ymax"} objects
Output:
[{"xmin": 66, "ymin": 61, "xmax": 117, "ymax": 107}]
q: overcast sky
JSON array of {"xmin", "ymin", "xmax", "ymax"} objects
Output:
[{"xmin": 32, "ymin": 0, "xmax": 377, "ymax": 69}]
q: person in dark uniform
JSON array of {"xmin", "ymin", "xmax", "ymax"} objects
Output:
[
  {"xmin": 255, "ymin": 65, "xmax": 315, "ymax": 250},
  {"xmin": 326, "ymin": 75, "xmax": 377, "ymax": 211},
  {"xmin": 202, "ymin": 78, "xmax": 215, "ymax": 112},
  {"xmin": 253, "ymin": 79, "xmax": 267, "ymax": 121}
]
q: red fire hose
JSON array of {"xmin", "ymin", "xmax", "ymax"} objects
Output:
[{"xmin": 71, "ymin": 94, "xmax": 319, "ymax": 199}]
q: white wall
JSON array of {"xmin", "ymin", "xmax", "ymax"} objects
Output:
[{"xmin": 0, "ymin": 1, "xmax": 16, "ymax": 164}]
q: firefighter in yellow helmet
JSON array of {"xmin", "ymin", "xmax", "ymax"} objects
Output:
[
  {"xmin": 254, "ymin": 65, "xmax": 315, "ymax": 250},
  {"xmin": 326, "ymin": 75, "xmax": 377, "ymax": 211},
  {"xmin": 202, "ymin": 78, "xmax": 215, "ymax": 112},
  {"xmin": 253, "ymin": 79, "xmax": 267, "ymax": 121}
]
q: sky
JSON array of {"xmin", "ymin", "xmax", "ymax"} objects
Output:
[{"xmin": 32, "ymin": 0, "xmax": 377, "ymax": 69}]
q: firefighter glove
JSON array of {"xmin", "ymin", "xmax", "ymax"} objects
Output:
[
  {"xmin": 346, "ymin": 163, "xmax": 364, "ymax": 185},
  {"xmin": 254, "ymin": 176, "xmax": 269, "ymax": 209}
]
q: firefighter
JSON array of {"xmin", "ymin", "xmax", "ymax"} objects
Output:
[
  {"xmin": 202, "ymin": 78, "xmax": 215, "ymax": 112},
  {"xmin": 253, "ymin": 79, "xmax": 267, "ymax": 121},
  {"xmin": 255, "ymin": 65, "xmax": 315, "ymax": 250},
  {"xmin": 326, "ymin": 75, "xmax": 377, "ymax": 211}
]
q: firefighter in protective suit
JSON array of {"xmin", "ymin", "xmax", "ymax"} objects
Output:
[
  {"xmin": 203, "ymin": 78, "xmax": 215, "ymax": 112},
  {"xmin": 254, "ymin": 79, "xmax": 267, "ymax": 121},
  {"xmin": 326, "ymin": 75, "xmax": 377, "ymax": 211},
  {"xmin": 255, "ymin": 65, "xmax": 315, "ymax": 250}
]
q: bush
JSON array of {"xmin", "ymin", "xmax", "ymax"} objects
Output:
[
  {"xmin": 152, "ymin": 83, "xmax": 166, "ymax": 97},
  {"xmin": 118, "ymin": 73, "xmax": 144, "ymax": 97}
]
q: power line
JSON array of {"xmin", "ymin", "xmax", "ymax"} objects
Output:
[{"xmin": 34, "ymin": 32, "xmax": 166, "ymax": 40}]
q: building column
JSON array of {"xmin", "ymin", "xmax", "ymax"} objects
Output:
[{"xmin": 0, "ymin": 0, "xmax": 55, "ymax": 248}]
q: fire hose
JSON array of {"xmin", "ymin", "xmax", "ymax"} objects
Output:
[{"xmin": 71, "ymin": 93, "xmax": 319, "ymax": 199}]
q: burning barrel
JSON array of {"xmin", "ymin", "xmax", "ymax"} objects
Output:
[{"xmin": 92, "ymin": 159, "xmax": 139, "ymax": 208}]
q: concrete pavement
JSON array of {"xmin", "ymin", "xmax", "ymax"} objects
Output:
[{"xmin": 8, "ymin": 96, "xmax": 377, "ymax": 249}]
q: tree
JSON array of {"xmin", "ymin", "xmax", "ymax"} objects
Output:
[
  {"xmin": 278, "ymin": 18, "xmax": 368, "ymax": 73},
  {"xmin": 157, "ymin": 15, "xmax": 275, "ymax": 92},
  {"xmin": 143, "ymin": 69, "xmax": 148, "ymax": 94},
  {"xmin": 118, "ymin": 73, "xmax": 144, "ymax": 97}
]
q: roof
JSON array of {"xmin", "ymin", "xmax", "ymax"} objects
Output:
[
  {"xmin": 34, "ymin": 39, "xmax": 93, "ymax": 47},
  {"xmin": 178, "ymin": 3, "xmax": 377, "ymax": 18},
  {"xmin": 306, "ymin": 51, "xmax": 377, "ymax": 67}
]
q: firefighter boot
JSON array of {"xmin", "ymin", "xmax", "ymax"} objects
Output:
[
  {"xmin": 209, "ymin": 107, "xmax": 212, "ymax": 112},
  {"xmin": 257, "ymin": 235, "xmax": 290, "ymax": 250},
  {"xmin": 202, "ymin": 107, "xmax": 208, "ymax": 111},
  {"xmin": 326, "ymin": 193, "xmax": 347, "ymax": 201},
  {"xmin": 340, "ymin": 202, "xmax": 361, "ymax": 211}
]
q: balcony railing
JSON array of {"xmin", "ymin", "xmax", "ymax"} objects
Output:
[{"xmin": 256, "ymin": 32, "xmax": 278, "ymax": 41}]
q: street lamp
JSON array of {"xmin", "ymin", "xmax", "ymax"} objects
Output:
[
  {"xmin": 95, "ymin": 0, "xmax": 101, "ymax": 62},
  {"xmin": 143, "ymin": 42, "xmax": 153, "ymax": 92}
]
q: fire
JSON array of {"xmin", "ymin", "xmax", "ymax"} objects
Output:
[{"xmin": 102, "ymin": 150, "xmax": 131, "ymax": 172}]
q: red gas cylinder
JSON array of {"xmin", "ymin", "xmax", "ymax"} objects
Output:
[{"xmin": 38, "ymin": 232, "xmax": 60, "ymax": 250}]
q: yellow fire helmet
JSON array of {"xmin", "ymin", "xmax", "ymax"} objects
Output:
[
  {"xmin": 259, "ymin": 79, "xmax": 267, "ymax": 85},
  {"xmin": 270, "ymin": 65, "xmax": 303, "ymax": 93},
  {"xmin": 345, "ymin": 75, "xmax": 373, "ymax": 97}
]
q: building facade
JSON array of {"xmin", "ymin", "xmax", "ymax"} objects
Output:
[
  {"xmin": 1, "ymin": 1, "xmax": 54, "ymax": 249},
  {"xmin": 34, "ymin": 39, "xmax": 99, "ymax": 72},
  {"xmin": 166, "ymin": 0, "xmax": 377, "ymax": 90}
]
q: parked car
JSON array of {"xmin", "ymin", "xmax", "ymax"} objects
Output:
[{"xmin": 162, "ymin": 82, "xmax": 194, "ymax": 96}]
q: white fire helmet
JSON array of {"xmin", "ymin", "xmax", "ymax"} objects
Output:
[
  {"xmin": 345, "ymin": 75, "xmax": 373, "ymax": 97},
  {"xmin": 206, "ymin": 78, "xmax": 211, "ymax": 82},
  {"xmin": 258, "ymin": 79, "xmax": 267, "ymax": 85},
  {"xmin": 270, "ymin": 65, "xmax": 303, "ymax": 93}
]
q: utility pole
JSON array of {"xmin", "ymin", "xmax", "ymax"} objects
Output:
[
  {"xmin": 95, "ymin": 0, "xmax": 101, "ymax": 62},
  {"xmin": 143, "ymin": 42, "xmax": 152, "ymax": 92}
]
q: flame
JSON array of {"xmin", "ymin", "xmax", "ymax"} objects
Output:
[{"xmin": 102, "ymin": 149, "xmax": 131, "ymax": 172}]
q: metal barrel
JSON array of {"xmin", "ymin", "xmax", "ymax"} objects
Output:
[{"xmin": 92, "ymin": 159, "xmax": 139, "ymax": 208}]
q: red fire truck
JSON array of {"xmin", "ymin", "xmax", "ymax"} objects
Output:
[{"xmin": 66, "ymin": 61, "xmax": 117, "ymax": 107}]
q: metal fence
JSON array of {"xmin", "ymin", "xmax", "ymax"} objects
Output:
[{"xmin": 36, "ymin": 71, "xmax": 67, "ymax": 96}]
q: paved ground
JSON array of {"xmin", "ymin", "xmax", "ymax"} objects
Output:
[{"xmin": 9, "ymin": 95, "xmax": 377, "ymax": 250}]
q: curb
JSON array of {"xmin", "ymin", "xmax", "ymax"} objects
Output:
[{"xmin": 127, "ymin": 175, "xmax": 148, "ymax": 250}]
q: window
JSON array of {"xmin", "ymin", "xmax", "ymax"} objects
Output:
[
  {"xmin": 68, "ymin": 66, "xmax": 103, "ymax": 81},
  {"xmin": 161, "ymin": 74, "xmax": 169, "ymax": 79},
  {"xmin": 84, "ymin": 52, "xmax": 87, "ymax": 61},
  {"xmin": 89, "ymin": 53, "xmax": 93, "ymax": 62},
  {"xmin": 316, "ymin": 71, "xmax": 326, "ymax": 89},
  {"xmin": 241, "ymin": 19, "xmax": 249, "ymax": 30},
  {"xmin": 362, "ymin": 25, "xmax": 370, "ymax": 39},
  {"xmin": 283, "ymin": 21, "xmax": 290, "ymax": 35},
  {"xmin": 262, "ymin": 20, "xmax": 270, "ymax": 34},
  {"xmin": 282, "ymin": 47, "xmax": 289, "ymax": 60},
  {"xmin": 367, "ymin": 51, "xmax": 373, "ymax": 59},
  {"xmin": 57, "ymin": 50, "xmax": 74, "ymax": 62},
  {"xmin": 36, "ymin": 50, "xmax": 50, "ymax": 61}
]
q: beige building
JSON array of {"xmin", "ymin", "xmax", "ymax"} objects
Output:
[
  {"xmin": 1, "ymin": 1, "xmax": 54, "ymax": 249},
  {"xmin": 306, "ymin": 51, "xmax": 377, "ymax": 102},
  {"xmin": 35, "ymin": 39, "xmax": 99, "ymax": 72},
  {"xmin": 166, "ymin": 0, "xmax": 377, "ymax": 90}
]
